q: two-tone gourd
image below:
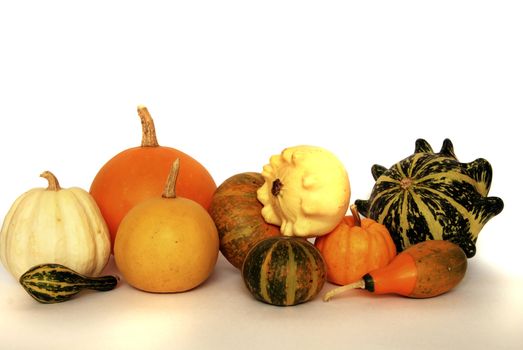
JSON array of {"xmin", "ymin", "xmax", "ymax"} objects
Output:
[
  {"xmin": 355, "ymin": 139, "xmax": 504, "ymax": 258},
  {"xmin": 242, "ymin": 236, "xmax": 327, "ymax": 306},
  {"xmin": 209, "ymin": 172, "xmax": 281, "ymax": 269},
  {"xmin": 20, "ymin": 263, "xmax": 118, "ymax": 304},
  {"xmin": 324, "ymin": 240, "xmax": 468, "ymax": 301}
]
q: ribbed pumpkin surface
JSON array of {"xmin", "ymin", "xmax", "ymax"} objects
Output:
[
  {"xmin": 242, "ymin": 237, "xmax": 326, "ymax": 306},
  {"xmin": 356, "ymin": 139, "xmax": 504, "ymax": 258}
]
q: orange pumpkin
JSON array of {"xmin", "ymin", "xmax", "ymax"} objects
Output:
[
  {"xmin": 314, "ymin": 205, "xmax": 396, "ymax": 286},
  {"xmin": 90, "ymin": 106, "xmax": 216, "ymax": 250}
]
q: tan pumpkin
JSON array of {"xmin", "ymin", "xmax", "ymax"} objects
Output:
[
  {"xmin": 314, "ymin": 205, "xmax": 396, "ymax": 285},
  {"xmin": 0, "ymin": 171, "xmax": 111, "ymax": 279}
]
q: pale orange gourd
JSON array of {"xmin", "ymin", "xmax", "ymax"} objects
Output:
[
  {"xmin": 314, "ymin": 205, "xmax": 396, "ymax": 286},
  {"xmin": 114, "ymin": 159, "xmax": 219, "ymax": 293},
  {"xmin": 90, "ymin": 106, "xmax": 216, "ymax": 250}
]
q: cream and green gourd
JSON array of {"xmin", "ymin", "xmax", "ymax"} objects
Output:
[{"xmin": 355, "ymin": 139, "xmax": 503, "ymax": 258}]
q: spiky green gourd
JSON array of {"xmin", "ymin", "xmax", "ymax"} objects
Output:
[
  {"xmin": 20, "ymin": 264, "xmax": 118, "ymax": 304},
  {"xmin": 355, "ymin": 139, "xmax": 503, "ymax": 258},
  {"xmin": 242, "ymin": 237, "xmax": 326, "ymax": 306}
]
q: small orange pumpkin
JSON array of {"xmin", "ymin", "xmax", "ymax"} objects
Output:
[{"xmin": 314, "ymin": 204, "xmax": 396, "ymax": 286}]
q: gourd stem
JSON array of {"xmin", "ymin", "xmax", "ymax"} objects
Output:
[
  {"xmin": 137, "ymin": 105, "xmax": 160, "ymax": 147},
  {"xmin": 162, "ymin": 159, "xmax": 180, "ymax": 199},
  {"xmin": 40, "ymin": 171, "xmax": 61, "ymax": 191},
  {"xmin": 84, "ymin": 275, "xmax": 120, "ymax": 291},
  {"xmin": 350, "ymin": 204, "xmax": 361, "ymax": 227},
  {"xmin": 323, "ymin": 279, "xmax": 365, "ymax": 302}
]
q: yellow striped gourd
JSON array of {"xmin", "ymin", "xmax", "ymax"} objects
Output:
[
  {"xmin": 19, "ymin": 264, "xmax": 118, "ymax": 304},
  {"xmin": 242, "ymin": 237, "xmax": 326, "ymax": 306},
  {"xmin": 355, "ymin": 139, "xmax": 504, "ymax": 258}
]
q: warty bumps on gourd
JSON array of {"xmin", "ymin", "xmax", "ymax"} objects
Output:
[{"xmin": 257, "ymin": 145, "xmax": 350, "ymax": 238}]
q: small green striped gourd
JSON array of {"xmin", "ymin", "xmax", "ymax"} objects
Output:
[
  {"xmin": 355, "ymin": 139, "xmax": 504, "ymax": 258},
  {"xmin": 19, "ymin": 264, "xmax": 118, "ymax": 304},
  {"xmin": 242, "ymin": 237, "xmax": 326, "ymax": 306}
]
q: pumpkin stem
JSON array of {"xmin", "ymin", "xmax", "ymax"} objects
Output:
[
  {"xmin": 323, "ymin": 279, "xmax": 365, "ymax": 302},
  {"xmin": 40, "ymin": 171, "xmax": 61, "ymax": 191},
  {"xmin": 350, "ymin": 204, "xmax": 361, "ymax": 227},
  {"xmin": 137, "ymin": 105, "xmax": 159, "ymax": 147},
  {"xmin": 162, "ymin": 159, "xmax": 180, "ymax": 199}
]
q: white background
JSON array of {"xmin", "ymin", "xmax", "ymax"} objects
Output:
[{"xmin": 1, "ymin": 1, "xmax": 522, "ymax": 349}]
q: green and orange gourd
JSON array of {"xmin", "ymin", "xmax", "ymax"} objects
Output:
[
  {"xmin": 209, "ymin": 172, "xmax": 281, "ymax": 269},
  {"xmin": 324, "ymin": 240, "xmax": 468, "ymax": 301}
]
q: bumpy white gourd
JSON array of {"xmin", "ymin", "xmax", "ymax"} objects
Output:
[
  {"xmin": 257, "ymin": 145, "xmax": 350, "ymax": 237},
  {"xmin": 0, "ymin": 171, "xmax": 111, "ymax": 279}
]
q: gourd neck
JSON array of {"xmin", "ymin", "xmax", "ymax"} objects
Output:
[
  {"xmin": 350, "ymin": 204, "xmax": 361, "ymax": 227},
  {"xmin": 137, "ymin": 105, "xmax": 159, "ymax": 147},
  {"xmin": 40, "ymin": 171, "xmax": 61, "ymax": 191},
  {"xmin": 162, "ymin": 159, "xmax": 180, "ymax": 199}
]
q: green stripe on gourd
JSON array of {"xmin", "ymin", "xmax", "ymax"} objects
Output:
[
  {"xmin": 242, "ymin": 237, "xmax": 326, "ymax": 306},
  {"xmin": 356, "ymin": 139, "xmax": 503, "ymax": 258},
  {"xmin": 20, "ymin": 264, "xmax": 119, "ymax": 303}
]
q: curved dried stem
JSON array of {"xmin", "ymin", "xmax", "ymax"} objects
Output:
[
  {"xmin": 350, "ymin": 204, "xmax": 361, "ymax": 227},
  {"xmin": 40, "ymin": 171, "xmax": 61, "ymax": 191},
  {"xmin": 323, "ymin": 279, "xmax": 365, "ymax": 302},
  {"xmin": 162, "ymin": 159, "xmax": 180, "ymax": 199},
  {"xmin": 137, "ymin": 105, "xmax": 159, "ymax": 147}
]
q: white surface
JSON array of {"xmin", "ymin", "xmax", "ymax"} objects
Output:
[{"xmin": 1, "ymin": 1, "xmax": 522, "ymax": 349}]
